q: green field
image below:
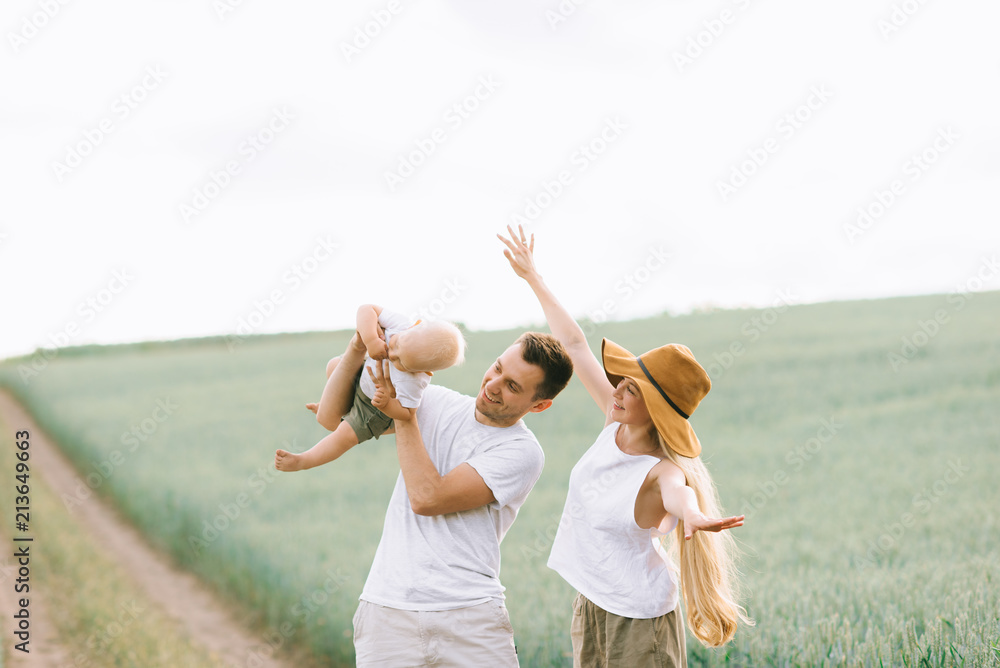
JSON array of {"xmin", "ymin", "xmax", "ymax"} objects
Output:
[{"xmin": 3, "ymin": 291, "xmax": 999, "ymax": 666}]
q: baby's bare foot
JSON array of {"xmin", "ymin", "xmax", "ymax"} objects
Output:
[
  {"xmin": 275, "ymin": 449, "xmax": 305, "ymax": 472},
  {"xmin": 305, "ymin": 402, "xmax": 318, "ymax": 414}
]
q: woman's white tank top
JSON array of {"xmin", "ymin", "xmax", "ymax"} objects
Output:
[{"xmin": 547, "ymin": 422, "xmax": 679, "ymax": 619}]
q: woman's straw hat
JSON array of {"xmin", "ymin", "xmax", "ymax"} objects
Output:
[{"xmin": 601, "ymin": 338, "xmax": 711, "ymax": 458}]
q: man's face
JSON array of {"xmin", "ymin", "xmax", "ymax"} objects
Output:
[{"xmin": 475, "ymin": 343, "xmax": 551, "ymax": 427}]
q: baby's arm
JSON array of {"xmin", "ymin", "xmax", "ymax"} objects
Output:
[{"xmin": 357, "ymin": 304, "xmax": 388, "ymax": 360}]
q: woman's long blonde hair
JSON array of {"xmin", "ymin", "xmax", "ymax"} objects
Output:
[{"xmin": 654, "ymin": 429, "xmax": 754, "ymax": 647}]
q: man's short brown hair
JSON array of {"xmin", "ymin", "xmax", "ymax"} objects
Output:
[{"xmin": 516, "ymin": 332, "xmax": 573, "ymax": 401}]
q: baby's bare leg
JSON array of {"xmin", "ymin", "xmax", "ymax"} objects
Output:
[
  {"xmin": 275, "ymin": 421, "xmax": 360, "ymax": 472},
  {"xmin": 305, "ymin": 356, "xmax": 343, "ymax": 414},
  {"xmin": 315, "ymin": 332, "xmax": 367, "ymax": 430}
]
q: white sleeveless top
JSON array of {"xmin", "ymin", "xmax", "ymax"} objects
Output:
[{"xmin": 547, "ymin": 422, "xmax": 679, "ymax": 619}]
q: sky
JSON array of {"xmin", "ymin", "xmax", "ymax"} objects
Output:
[{"xmin": 2, "ymin": 0, "xmax": 998, "ymax": 361}]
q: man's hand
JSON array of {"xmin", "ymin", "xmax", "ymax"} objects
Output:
[{"xmin": 367, "ymin": 360, "xmax": 414, "ymax": 421}]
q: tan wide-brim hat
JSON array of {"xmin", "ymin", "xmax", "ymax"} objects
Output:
[{"xmin": 601, "ymin": 338, "xmax": 711, "ymax": 458}]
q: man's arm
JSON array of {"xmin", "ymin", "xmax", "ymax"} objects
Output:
[
  {"xmin": 394, "ymin": 418, "xmax": 497, "ymax": 516},
  {"xmin": 369, "ymin": 361, "xmax": 496, "ymax": 516}
]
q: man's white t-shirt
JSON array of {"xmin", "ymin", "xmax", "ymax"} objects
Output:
[
  {"xmin": 360, "ymin": 385, "xmax": 545, "ymax": 610},
  {"xmin": 358, "ymin": 308, "xmax": 431, "ymax": 409}
]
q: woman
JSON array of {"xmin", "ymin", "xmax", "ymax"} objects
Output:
[{"xmin": 499, "ymin": 226, "xmax": 751, "ymax": 667}]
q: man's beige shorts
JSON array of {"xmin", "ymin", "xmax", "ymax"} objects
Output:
[
  {"xmin": 353, "ymin": 599, "xmax": 519, "ymax": 667},
  {"xmin": 570, "ymin": 592, "xmax": 686, "ymax": 668}
]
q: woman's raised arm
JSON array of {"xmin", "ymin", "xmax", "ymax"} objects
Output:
[{"xmin": 498, "ymin": 225, "xmax": 614, "ymax": 418}]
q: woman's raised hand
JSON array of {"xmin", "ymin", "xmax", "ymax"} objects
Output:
[{"xmin": 497, "ymin": 224, "xmax": 538, "ymax": 280}]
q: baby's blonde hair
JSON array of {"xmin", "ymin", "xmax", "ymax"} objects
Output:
[{"xmin": 402, "ymin": 320, "xmax": 466, "ymax": 371}]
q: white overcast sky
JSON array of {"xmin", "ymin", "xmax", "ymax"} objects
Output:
[{"xmin": 2, "ymin": 0, "xmax": 998, "ymax": 360}]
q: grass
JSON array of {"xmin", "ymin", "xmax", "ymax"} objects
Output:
[
  {"xmin": 0, "ymin": 413, "xmax": 225, "ymax": 668},
  {"xmin": 2, "ymin": 290, "xmax": 999, "ymax": 666}
]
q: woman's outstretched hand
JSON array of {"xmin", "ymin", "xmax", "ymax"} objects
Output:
[
  {"xmin": 498, "ymin": 224, "xmax": 538, "ymax": 280},
  {"xmin": 681, "ymin": 510, "xmax": 745, "ymax": 540}
]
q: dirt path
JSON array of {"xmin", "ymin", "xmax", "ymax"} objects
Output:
[
  {"xmin": 0, "ymin": 540, "xmax": 70, "ymax": 668},
  {"xmin": 0, "ymin": 391, "xmax": 293, "ymax": 668}
]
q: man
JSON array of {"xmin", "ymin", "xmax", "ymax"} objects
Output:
[{"xmin": 319, "ymin": 331, "xmax": 572, "ymax": 666}]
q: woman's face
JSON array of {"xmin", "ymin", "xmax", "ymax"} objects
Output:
[{"xmin": 610, "ymin": 378, "xmax": 651, "ymax": 426}]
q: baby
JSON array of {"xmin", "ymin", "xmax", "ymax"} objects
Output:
[{"xmin": 274, "ymin": 304, "xmax": 465, "ymax": 472}]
